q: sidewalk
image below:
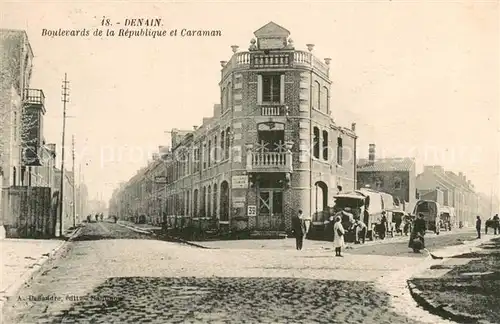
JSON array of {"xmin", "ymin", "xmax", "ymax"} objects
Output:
[
  {"xmin": 0, "ymin": 227, "xmax": 82, "ymax": 314},
  {"xmin": 408, "ymin": 235, "xmax": 500, "ymax": 324}
]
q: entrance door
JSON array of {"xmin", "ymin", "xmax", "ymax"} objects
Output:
[{"xmin": 257, "ymin": 190, "xmax": 284, "ymax": 231}]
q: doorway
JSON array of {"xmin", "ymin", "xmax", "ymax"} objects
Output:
[{"xmin": 257, "ymin": 189, "xmax": 284, "ymax": 230}]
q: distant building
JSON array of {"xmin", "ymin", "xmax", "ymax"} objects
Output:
[
  {"xmin": 111, "ymin": 22, "xmax": 358, "ymax": 233},
  {"xmin": 416, "ymin": 165, "xmax": 480, "ymax": 226},
  {"xmin": 356, "ymin": 144, "xmax": 416, "ymax": 209}
]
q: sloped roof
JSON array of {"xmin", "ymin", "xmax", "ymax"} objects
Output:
[
  {"xmin": 254, "ymin": 21, "xmax": 290, "ymax": 38},
  {"xmin": 357, "ymin": 158, "xmax": 415, "ymax": 172}
]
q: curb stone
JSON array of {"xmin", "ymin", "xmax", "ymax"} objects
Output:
[
  {"xmin": 0, "ymin": 226, "xmax": 82, "ymax": 314},
  {"xmin": 407, "ymin": 236, "xmax": 497, "ymax": 324}
]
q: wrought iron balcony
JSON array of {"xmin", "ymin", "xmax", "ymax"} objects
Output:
[{"xmin": 23, "ymin": 89, "xmax": 45, "ymax": 106}]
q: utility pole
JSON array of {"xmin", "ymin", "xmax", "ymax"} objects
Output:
[
  {"xmin": 78, "ymin": 163, "xmax": 82, "ymax": 220},
  {"xmin": 72, "ymin": 135, "xmax": 76, "ymax": 228},
  {"xmin": 59, "ymin": 73, "xmax": 69, "ymax": 237}
]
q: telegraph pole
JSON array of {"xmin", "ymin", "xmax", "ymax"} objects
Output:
[
  {"xmin": 59, "ymin": 73, "xmax": 69, "ymax": 237},
  {"xmin": 72, "ymin": 135, "xmax": 76, "ymax": 228}
]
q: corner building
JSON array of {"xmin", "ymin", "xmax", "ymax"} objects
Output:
[{"xmin": 115, "ymin": 22, "xmax": 357, "ymax": 233}]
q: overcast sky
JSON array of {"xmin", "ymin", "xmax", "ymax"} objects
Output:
[{"xmin": 2, "ymin": 0, "xmax": 499, "ymax": 204}]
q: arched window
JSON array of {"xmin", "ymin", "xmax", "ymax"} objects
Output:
[
  {"xmin": 312, "ymin": 81, "xmax": 321, "ymax": 110},
  {"xmin": 313, "ymin": 127, "xmax": 320, "ymax": 159},
  {"xmin": 321, "ymin": 86, "xmax": 329, "ymax": 113},
  {"xmin": 322, "ymin": 130, "xmax": 328, "ymax": 161}
]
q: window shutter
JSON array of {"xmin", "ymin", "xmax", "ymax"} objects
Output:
[
  {"xmin": 257, "ymin": 75, "xmax": 263, "ymax": 104},
  {"xmin": 280, "ymin": 74, "xmax": 285, "ymax": 104}
]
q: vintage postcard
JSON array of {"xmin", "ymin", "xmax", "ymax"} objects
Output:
[{"xmin": 0, "ymin": 1, "xmax": 499, "ymax": 323}]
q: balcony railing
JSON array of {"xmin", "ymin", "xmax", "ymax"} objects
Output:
[
  {"xmin": 260, "ymin": 105, "xmax": 286, "ymax": 116},
  {"xmin": 23, "ymin": 89, "xmax": 45, "ymax": 106},
  {"xmin": 221, "ymin": 50, "xmax": 329, "ymax": 79},
  {"xmin": 253, "ymin": 152, "xmax": 286, "ymax": 167},
  {"xmin": 246, "ymin": 144, "xmax": 293, "ymax": 172}
]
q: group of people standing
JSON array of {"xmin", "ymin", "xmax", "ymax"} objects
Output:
[
  {"xmin": 291, "ymin": 207, "xmax": 368, "ymax": 257},
  {"xmin": 86, "ymin": 213, "xmax": 104, "ymax": 223}
]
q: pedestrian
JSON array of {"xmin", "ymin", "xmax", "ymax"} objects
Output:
[
  {"xmin": 303, "ymin": 210, "xmax": 312, "ymax": 238},
  {"xmin": 333, "ymin": 216, "xmax": 346, "ymax": 257},
  {"xmin": 379, "ymin": 211, "xmax": 388, "ymax": 239},
  {"xmin": 476, "ymin": 216, "xmax": 481, "ymax": 239},
  {"xmin": 409, "ymin": 213, "xmax": 426, "ymax": 250},
  {"xmin": 292, "ymin": 209, "xmax": 307, "ymax": 250},
  {"xmin": 493, "ymin": 214, "xmax": 499, "ymax": 235},
  {"xmin": 354, "ymin": 219, "xmax": 367, "ymax": 244}
]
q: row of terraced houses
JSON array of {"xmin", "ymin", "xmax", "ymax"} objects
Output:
[{"xmin": 109, "ymin": 22, "xmax": 497, "ymax": 234}]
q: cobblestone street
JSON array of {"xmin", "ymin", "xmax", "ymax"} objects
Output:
[{"xmin": 1, "ymin": 222, "xmax": 478, "ymax": 323}]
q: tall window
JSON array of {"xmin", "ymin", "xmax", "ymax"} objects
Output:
[
  {"xmin": 221, "ymin": 87, "xmax": 227, "ymax": 112},
  {"xmin": 313, "ymin": 127, "xmax": 320, "ymax": 159},
  {"xmin": 315, "ymin": 81, "xmax": 321, "ymax": 110},
  {"xmin": 213, "ymin": 183, "xmax": 218, "ymax": 219},
  {"xmin": 225, "ymin": 127, "xmax": 230, "ymax": 159},
  {"xmin": 214, "ymin": 135, "xmax": 218, "ymax": 162},
  {"xmin": 312, "ymin": 81, "xmax": 320, "ymax": 110},
  {"xmin": 203, "ymin": 143, "xmax": 207, "ymax": 169},
  {"xmin": 262, "ymin": 74, "xmax": 281, "ymax": 103},
  {"xmin": 13, "ymin": 112, "xmax": 17, "ymax": 141},
  {"xmin": 227, "ymin": 83, "xmax": 232, "ymax": 110},
  {"xmin": 207, "ymin": 186, "xmax": 212, "ymax": 218},
  {"xmin": 337, "ymin": 137, "xmax": 343, "ymax": 165},
  {"xmin": 321, "ymin": 86, "xmax": 329, "ymax": 113},
  {"xmin": 322, "ymin": 130, "xmax": 328, "ymax": 161},
  {"xmin": 208, "ymin": 140, "xmax": 212, "ymax": 167},
  {"xmin": 193, "ymin": 189, "xmax": 199, "ymax": 217},
  {"xmin": 220, "ymin": 131, "xmax": 225, "ymax": 160},
  {"xmin": 186, "ymin": 190, "xmax": 190, "ymax": 216}
]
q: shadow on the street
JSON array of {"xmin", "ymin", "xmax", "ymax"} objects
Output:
[{"xmin": 25, "ymin": 276, "xmax": 423, "ymax": 324}]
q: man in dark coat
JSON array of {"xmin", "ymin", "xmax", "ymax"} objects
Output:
[
  {"xmin": 292, "ymin": 210, "xmax": 307, "ymax": 250},
  {"xmin": 409, "ymin": 213, "xmax": 427, "ymax": 249},
  {"xmin": 476, "ymin": 216, "xmax": 482, "ymax": 239}
]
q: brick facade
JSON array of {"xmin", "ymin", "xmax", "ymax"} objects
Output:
[{"xmin": 112, "ymin": 22, "xmax": 356, "ymax": 233}]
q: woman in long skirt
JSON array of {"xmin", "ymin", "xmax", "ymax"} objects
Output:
[{"xmin": 333, "ymin": 216, "xmax": 346, "ymax": 257}]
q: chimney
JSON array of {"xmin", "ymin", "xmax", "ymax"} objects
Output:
[
  {"xmin": 368, "ymin": 144, "xmax": 376, "ymax": 164},
  {"xmin": 351, "ymin": 123, "xmax": 356, "ymax": 132}
]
